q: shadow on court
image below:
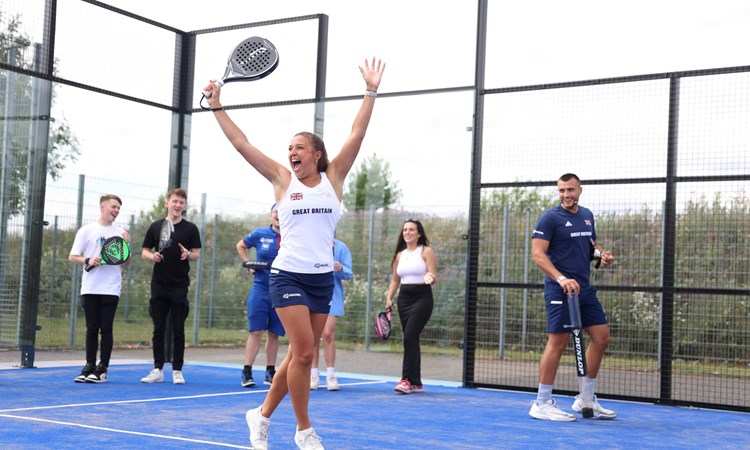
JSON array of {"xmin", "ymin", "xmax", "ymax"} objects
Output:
[{"xmin": 0, "ymin": 362, "xmax": 747, "ymax": 449}]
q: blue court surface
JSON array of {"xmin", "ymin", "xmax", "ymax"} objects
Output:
[{"xmin": 0, "ymin": 361, "xmax": 747, "ymax": 449}]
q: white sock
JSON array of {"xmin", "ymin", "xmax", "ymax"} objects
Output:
[
  {"xmin": 580, "ymin": 377, "xmax": 596, "ymax": 403},
  {"xmin": 326, "ymin": 367, "xmax": 335, "ymax": 377},
  {"xmin": 536, "ymin": 384, "xmax": 553, "ymax": 404},
  {"xmin": 311, "ymin": 368, "xmax": 319, "ymax": 377},
  {"xmin": 296, "ymin": 427, "xmax": 314, "ymax": 436}
]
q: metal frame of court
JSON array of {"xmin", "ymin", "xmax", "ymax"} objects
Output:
[{"xmin": 1, "ymin": 0, "xmax": 748, "ymax": 414}]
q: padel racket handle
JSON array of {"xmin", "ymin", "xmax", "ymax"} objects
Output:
[
  {"xmin": 567, "ymin": 293, "xmax": 583, "ymax": 329},
  {"xmin": 242, "ymin": 261, "xmax": 268, "ymax": 270},
  {"xmin": 202, "ymin": 80, "xmax": 226, "ymax": 98},
  {"xmin": 84, "ymin": 263, "xmax": 97, "ymax": 272}
]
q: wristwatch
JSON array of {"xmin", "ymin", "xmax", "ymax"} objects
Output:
[{"xmin": 556, "ymin": 275, "xmax": 567, "ymax": 283}]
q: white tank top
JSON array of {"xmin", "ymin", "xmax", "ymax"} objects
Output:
[
  {"xmin": 396, "ymin": 246, "xmax": 428, "ymax": 284},
  {"xmin": 273, "ymin": 172, "xmax": 341, "ymax": 274}
]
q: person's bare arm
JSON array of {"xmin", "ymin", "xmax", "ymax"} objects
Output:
[{"xmin": 531, "ymin": 238, "xmax": 579, "ymax": 294}]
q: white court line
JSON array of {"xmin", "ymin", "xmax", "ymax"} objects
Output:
[
  {"xmin": 0, "ymin": 413, "xmax": 250, "ymax": 448},
  {"xmin": 0, "ymin": 379, "xmax": 388, "ymax": 413}
]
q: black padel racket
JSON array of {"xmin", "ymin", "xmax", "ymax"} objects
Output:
[
  {"xmin": 158, "ymin": 219, "xmax": 173, "ymax": 254},
  {"xmin": 201, "ymin": 36, "xmax": 279, "ymax": 100},
  {"xmin": 242, "ymin": 261, "xmax": 269, "ymax": 271},
  {"xmin": 567, "ymin": 292, "xmax": 587, "ymax": 377},
  {"xmin": 85, "ymin": 236, "xmax": 131, "ymax": 272},
  {"xmin": 374, "ymin": 306, "xmax": 393, "ymax": 341},
  {"xmin": 568, "ymin": 292, "xmax": 594, "ymax": 417}
]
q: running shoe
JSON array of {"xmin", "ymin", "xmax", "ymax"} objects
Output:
[
  {"xmin": 173, "ymin": 370, "xmax": 185, "ymax": 385},
  {"xmin": 394, "ymin": 379, "xmax": 413, "ymax": 394},
  {"xmin": 572, "ymin": 395, "xmax": 617, "ymax": 419},
  {"xmin": 294, "ymin": 428, "xmax": 324, "ymax": 450},
  {"xmin": 264, "ymin": 368, "xmax": 275, "ymax": 385},
  {"xmin": 529, "ymin": 399, "xmax": 576, "ymax": 421},
  {"xmin": 246, "ymin": 406, "xmax": 270, "ymax": 450},
  {"xmin": 85, "ymin": 364, "xmax": 108, "ymax": 383},
  {"xmin": 326, "ymin": 374, "xmax": 339, "ymax": 391},
  {"xmin": 242, "ymin": 367, "xmax": 256, "ymax": 387},
  {"xmin": 74, "ymin": 362, "xmax": 95, "ymax": 383},
  {"xmin": 140, "ymin": 368, "xmax": 164, "ymax": 383}
]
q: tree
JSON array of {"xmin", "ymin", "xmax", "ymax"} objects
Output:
[
  {"xmin": 1, "ymin": 11, "xmax": 81, "ymax": 216},
  {"xmin": 343, "ymin": 153, "xmax": 402, "ymax": 212}
]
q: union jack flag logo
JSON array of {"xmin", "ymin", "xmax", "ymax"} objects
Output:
[
  {"xmin": 585, "ymin": 220, "xmax": 592, "ymax": 226},
  {"xmin": 290, "ymin": 192, "xmax": 303, "ymax": 201}
]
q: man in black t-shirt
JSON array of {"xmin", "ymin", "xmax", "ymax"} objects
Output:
[{"xmin": 139, "ymin": 188, "xmax": 201, "ymax": 385}]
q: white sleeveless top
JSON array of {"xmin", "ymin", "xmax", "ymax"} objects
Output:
[
  {"xmin": 273, "ymin": 172, "xmax": 341, "ymax": 274},
  {"xmin": 396, "ymin": 246, "xmax": 428, "ymax": 284}
]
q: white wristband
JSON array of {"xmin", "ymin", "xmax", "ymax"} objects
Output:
[
  {"xmin": 556, "ymin": 275, "xmax": 567, "ymax": 283},
  {"xmin": 365, "ymin": 90, "xmax": 377, "ymax": 97}
]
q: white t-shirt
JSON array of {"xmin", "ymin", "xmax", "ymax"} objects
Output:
[{"xmin": 69, "ymin": 222, "xmax": 126, "ymax": 296}]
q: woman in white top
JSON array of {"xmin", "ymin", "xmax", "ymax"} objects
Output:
[
  {"xmin": 205, "ymin": 58, "xmax": 385, "ymax": 450},
  {"xmin": 385, "ymin": 218, "xmax": 437, "ymax": 394}
]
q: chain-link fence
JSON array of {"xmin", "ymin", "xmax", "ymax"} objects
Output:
[{"xmin": 1, "ymin": 0, "xmax": 747, "ymax": 412}]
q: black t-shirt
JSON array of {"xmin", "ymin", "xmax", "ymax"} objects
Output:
[{"xmin": 142, "ymin": 218, "xmax": 202, "ymax": 288}]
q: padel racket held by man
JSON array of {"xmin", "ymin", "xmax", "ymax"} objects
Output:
[
  {"xmin": 158, "ymin": 219, "xmax": 173, "ymax": 252},
  {"xmin": 242, "ymin": 261, "xmax": 269, "ymax": 271},
  {"xmin": 568, "ymin": 292, "xmax": 593, "ymax": 418},
  {"xmin": 200, "ymin": 36, "xmax": 279, "ymax": 107},
  {"xmin": 85, "ymin": 236, "xmax": 130, "ymax": 272}
]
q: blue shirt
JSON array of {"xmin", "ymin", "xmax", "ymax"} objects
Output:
[
  {"xmin": 242, "ymin": 225, "xmax": 280, "ymax": 289},
  {"xmin": 532, "ymin": 204, "xmax": 597, "ymax": 291},
  {"xmin": 330, "ymin": 239, "xmax": 353, "ymax": 316}
]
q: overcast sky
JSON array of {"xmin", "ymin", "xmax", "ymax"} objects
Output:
[{"xmin": 8, "ymin": 0, "xmax": 749, "ymax": 218}]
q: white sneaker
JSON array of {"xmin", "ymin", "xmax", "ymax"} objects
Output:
[
  {"xmin": 140, "ymin": 368, "xmax": 163, "ymax": 383},
  {"xmin": 310, "ymin": 373, "xmax": 320, "ymax": 390},
  {"xmin": 572, "ymin": 395, "xmax": 617, "ymax": 419},
  {"xmin": 326, "ymin": 374, "xmax": 339, "ymax": 391},
  {"xmin": 245, "ymin": 406, "xmax": 270, "ymax": 450},
  {"xmin": 294, "ymin": 428, "xmax": 324, "ymax": 450},
  {"xmin": 173, "ymin": 370, "xmax": 185, "ymax": 385},
  {"xmin": 529, "ymin": 399, "xmax": 576, "ymax": 421}
]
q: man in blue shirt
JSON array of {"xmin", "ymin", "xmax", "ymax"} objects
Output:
[
  {"xmin": 529, "ymin": 173, "xmax": 616, "ymax": 421},
  {"xmin": 236, "ymin": 204, "xmax": 284, "ymax": 387}
]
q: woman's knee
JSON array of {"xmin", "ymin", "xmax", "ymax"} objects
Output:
[{"xmin": 291, "ymin": 344, "xmax": 315, "ymax": 366}]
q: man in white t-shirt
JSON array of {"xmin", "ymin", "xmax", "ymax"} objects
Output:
[{"xmin": 68, "ymin": 194, "xmax": 130, "ymax": 383}]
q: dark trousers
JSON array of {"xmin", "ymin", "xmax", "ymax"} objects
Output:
[
  {"xmin": 397, "ymin": 284, "xmax": 434, "ymax": 386},
  {"xmin": 149, "ymin": 282, "xmax": 190, "ymax": 371},
  {"xmin": 81, "ymin": 294, "xmax": 119, "ymax": 367}
]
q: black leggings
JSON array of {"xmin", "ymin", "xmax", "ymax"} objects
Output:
[
  {"xmin": 397, "ymin": 284, "xmax": 433, "ymax": 386},
  {"xmin": 81, "ymin": 294, "xmax": 119, "ymax": 367}
]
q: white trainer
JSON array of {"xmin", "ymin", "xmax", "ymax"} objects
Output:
[
  {"xmin": 245, "ymin": 406, "xmax": 270, "ymax": 450},
  {"xmin": 310, "ymin": 373, "xmax": 320, "ymax": 390},
  {"xmin": 173, "ymin": 370, "xmax": 185, "ymax": 385},
  {"xmin": 140, "ymin": 368, "xmax": 164, "ymax": 383},
  {"xmin": 572, "ymin": 395, "xmax": 617, "ymax": 419},
  {"xmin": 141, "ymin": 369, "xmax": 164, "ymax": 383},
  {"xmin": 529, "ymin": 399, "xmax": 576, "ymax": 421},
  {"xmin": 326, "ymin": 374, "xmax": 339, "ymax": 391},
  {"xmin": 294, "ymin": 428, "xmax": 324, "ymax": 450}
]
